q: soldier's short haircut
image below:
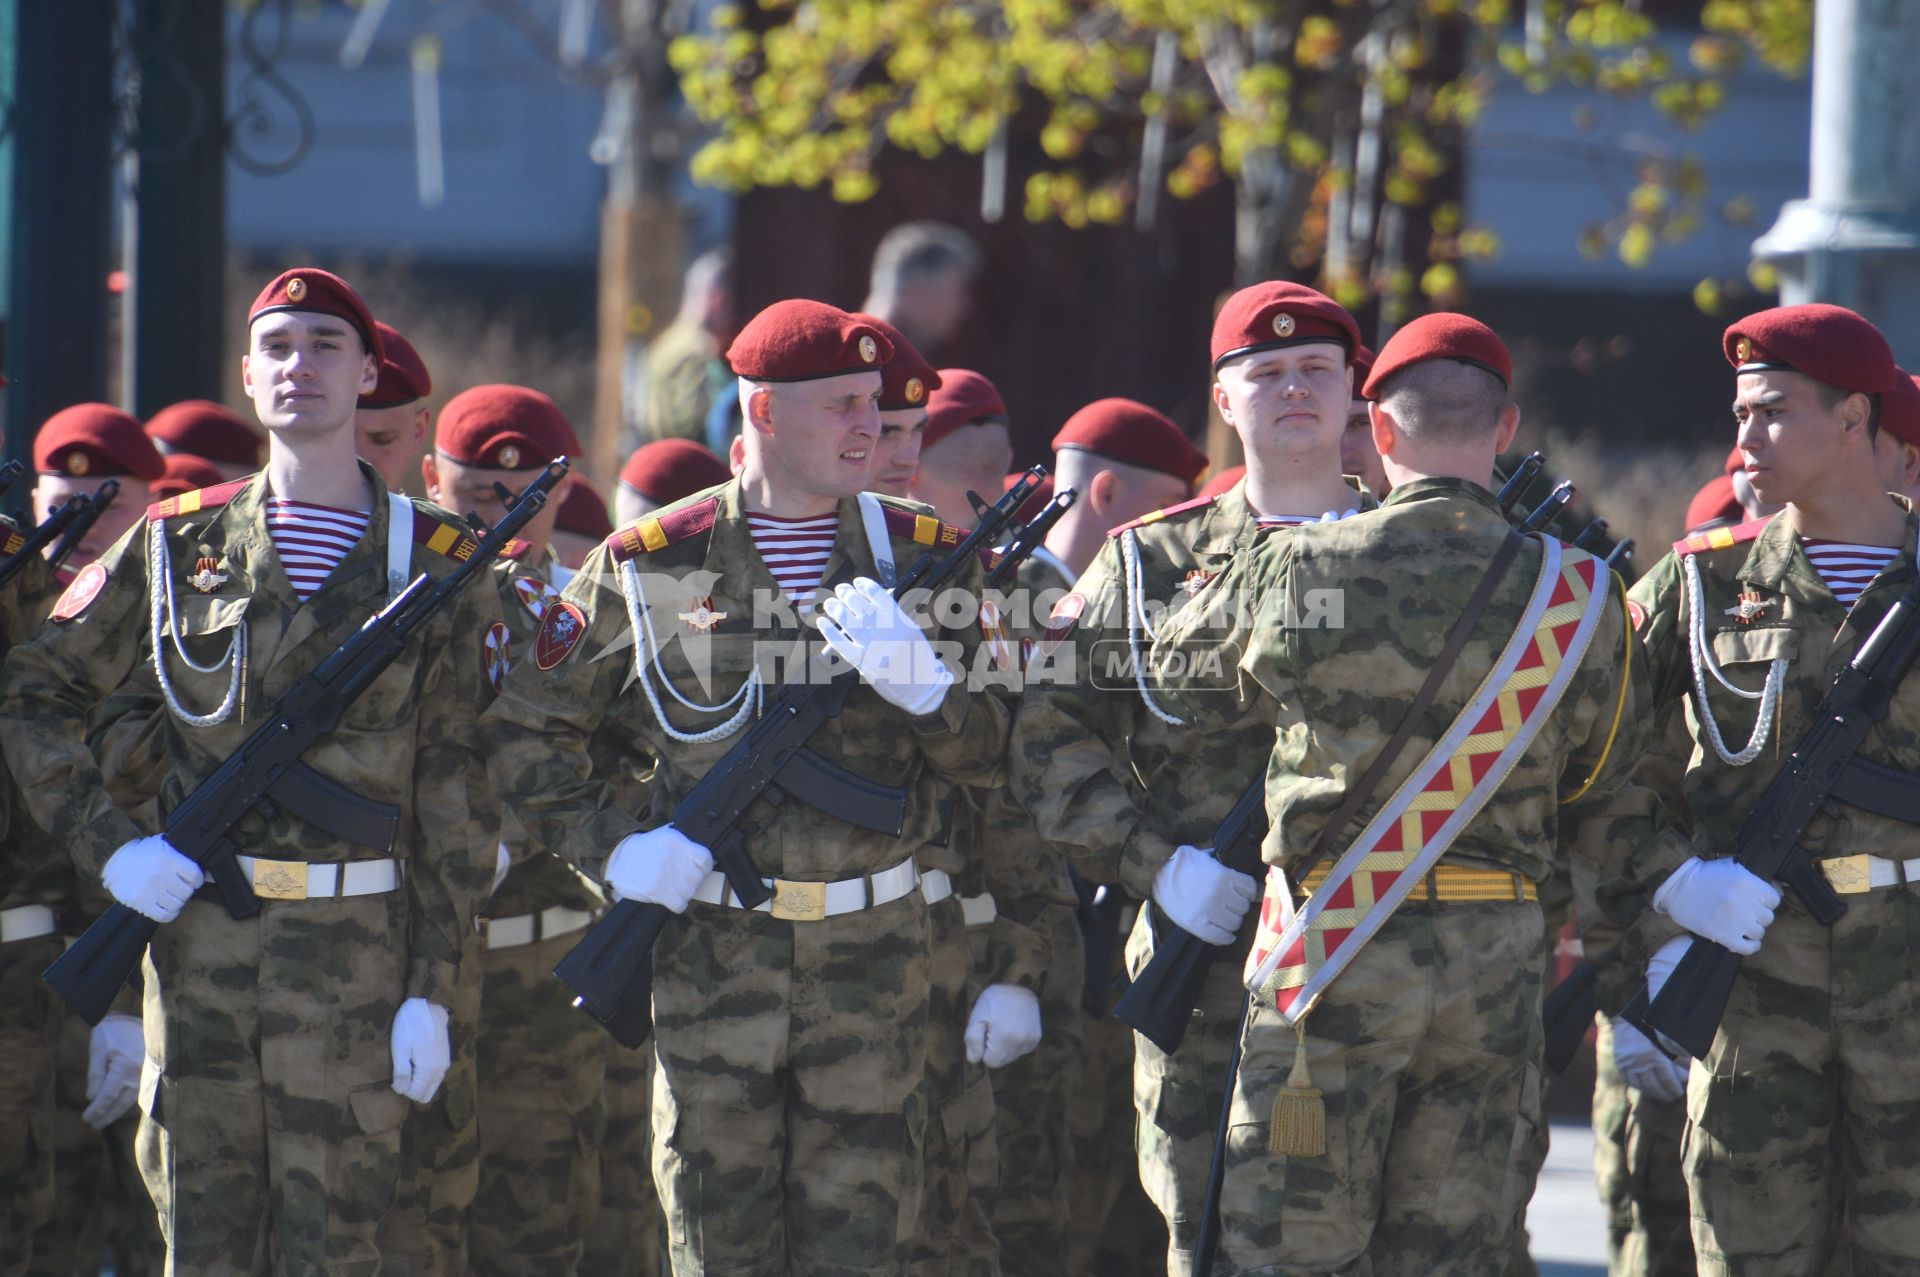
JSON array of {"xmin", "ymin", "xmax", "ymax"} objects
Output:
[
  {"xmin": 869, "ymin": 223, "xmax": 982, "ymax": 295},
  {"xmin": 1375, "ymin": 359, "xmax": 1508, "ymax": 444},
  {"xmin": 1809, "ymin": 379, "xmax": 1882, "ymax": 438}
]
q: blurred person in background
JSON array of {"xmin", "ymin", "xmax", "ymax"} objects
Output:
[
  {"xmin": 144, "ymin": 400, "xmax": 264, "ymax": 482},
  {"xmin": 355, "ymin": 320, "xmax": 434, "ymax": 493},
  {"xmin": 636, "ymin": 247, "xmax": 736, "ymax": 451},
  {"xmin": 613, "ymin": 437, "xmax": 730, "ymax": 528},
  {"xmin": 861, "ymin": 222, "xmax": 982, "ymax": 363}
]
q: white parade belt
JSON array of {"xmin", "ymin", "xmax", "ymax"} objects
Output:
[
  {"xmin": 0, "ymin": 903, "xmax": 58, "ymax": 943},
  {"xmin": 692, "ymin": 857, "xmax": 951, "ymax": 921},
  {"xmin": 234, "ymin": 855, "xmax": 403, "ymax": 900},
  {"xmin": 483, "ymin": 905, "xmax": 598, "ymax": 950},
  {"xmin": 1820, "ymin": 854, "xmax": 1920, "ymax": 894}
]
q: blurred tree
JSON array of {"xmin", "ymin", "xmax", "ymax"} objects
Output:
[{"xmin": 669, "ymin": 0, "xmax": 1810, "ymax": 322}]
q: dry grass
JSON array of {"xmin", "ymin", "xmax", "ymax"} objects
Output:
[{"xmin": 1519, "ymin": 422, "xmax": 1730, "ymax": 577}]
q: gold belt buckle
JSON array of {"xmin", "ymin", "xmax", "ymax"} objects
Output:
[
  {"xmin": 1821, "ymin": 854, "xmax": 1874, "ymax": 895},
  {"xmin": 769, "ymin": 879, "xmax": 827, "ymax": 922},
  {"xmin": 251, "ymin": 858, "xmax": 308, "ymax": 901}
]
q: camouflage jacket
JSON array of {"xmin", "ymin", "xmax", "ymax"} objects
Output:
[
  {"xmin": 480, "ymin": 478, "xmax": 1009, "ymax": 886},
  {"xmin": 1153, "ymin": 478, "xmax": 1674, "ymax": 906},
  {"xmin": 0, "ymin": 465, "xmax": 503, "ymax": 1003},
  {"xmin": 1008, "ymin": 477, "xmax": 1370, "ymax": 901},
  {"xmin": 0, "ymin": 514, "xmax": 64, "ymax": 912}
]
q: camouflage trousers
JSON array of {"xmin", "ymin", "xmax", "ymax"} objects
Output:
[
  {"xmin": 966, "ymin": 908, "xmax": 1082, "ymax": 1277},
  {"xmin": 0, "ymin": 935, "xmax": 62, "ymax": 1276},
  {"xmin": 1684, "ymin": 887, "xmax": 1920, "ymax": 1277},
  {"xmin": 1126, "ymin": 904, "xmax": 1248, "ymax": 1277},
  {"xmin": 1220, "ymin": 900, "xmax": 1545, "ymax": 1276},
  {"xmin": 579, "ymin": 1036, "xmax": 662, "ymax": 1277},
  {"xmin": 136, "ymin": 893, "xmax": 414, "ymax": 1277},
  {"xmin": 650, "ymin": 890, "xmax": 941, "ymax": 1276},
  {"xmin": 470, "ymin": 928, "xmax": 609, "ymax": 1276},
  {"xmin": 913, "ymin": 897, "xmax": 999, "ymax": 1277},
  {"xmin": 1591, "ymin": 1017, "xmax": 1693, "ymax": 1277}
]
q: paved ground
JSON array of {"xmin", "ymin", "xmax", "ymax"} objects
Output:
[{"xmin": 1530, "ymin": 1121, "xmax": 1609, "ymax": 1276}]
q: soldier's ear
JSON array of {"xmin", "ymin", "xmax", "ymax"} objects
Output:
[
  {"xmin": 1211, "ymin": 379, "xmax": 1235, "ymax": 429},
  {"xmin": 1901, "ymin": 441, "xmax": 1920, "ymax": 490},
  {"xmin": 241, "ymin": 354, "xmax": 254, "ymax": 396},
  {"xmin": 420, "ymin": 453, "xmax": 441, "ymax": 503},
  {"xmin": 1368, "ymin": 400, "xmax": 1397, "ymax": 460},
  {"xmin": 1494, "ymin": 402, "xmax": 1521, "ymax": 454},
  {"xmin": 745, "ymin": 385, "xmax": 776, "ymax": 432}
]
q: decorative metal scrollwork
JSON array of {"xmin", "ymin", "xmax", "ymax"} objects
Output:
[{"xmin": 228, "ymin": 0, "xmax": 315, "ymax": 176}]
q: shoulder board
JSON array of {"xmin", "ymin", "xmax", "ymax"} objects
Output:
[
  {"xmin": 498, "ymin": 537, "xmax": 533, "ymax": 562},
  {"xmin": 981, "ymin": 546, "xmax": 1006, "ymax": 573},
  {"xmin": 607, "ymin": 495, "xmax": 720, "ymax": 563},
  {"xmin": 147, "ymin": 477, "xmax": 252, "ymax": 522},
  {"xmin": 1671, "ymin": 514, "xmax": 1775, "ymax": 557},
  {"xmin": 411, "ymin": 507, "xmax": 484, "ymax": 564},
  {"xmin": 880, "ymin": 504, "xmax": 965, "ymax": 549},
  {"xmin": 1108, "ymin": 493, "xmax": 1217, "ymax": 538}
]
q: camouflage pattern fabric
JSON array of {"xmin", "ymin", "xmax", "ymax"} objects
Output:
[
  {"xmin": 1591, "ymin": 1017, "xmax": 1694, "ymax": 1277},
  {"xmin": 481, "ymin": 480, "xmax": 1008, "ymax": 1273},
  {"xmin": 579, "ymin": 1037, "xmax": 663, "ymax": 1277},
  {"xmin": 913, "ymin": 894, "xmax": 1000, "ymax": 1277},
  {"xmin": 0, "ymin": 935, "xmax": 63, "ymax": 1276},
  {"xmin": 1503, "ymin": 866, "xmax": 1575, "ymax": 1277},
  {"xmin": 0, "ymin": 466, "xmax": 502, "ymax": 1275},
  {"xmin": 1151, "ymin": 477, "xmax": 1667, "ymax": 1273},
  {"xmin": 639, "ymin": 320, "xmax": 724, "ymax": 448},
  {"xmin": 1626, "ymin": 504, "xmax": 1920, "ymax": 1275}
]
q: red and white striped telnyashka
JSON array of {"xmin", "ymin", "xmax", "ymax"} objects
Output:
[
  {"xmin": 266, "ymin": 498, "xmax": 370, "ymax": 601},
  {"xmin": 746, "ymin": 510, "xmax": 840, "ymax": 609},
  {"xmin": 1800, "ymin": 538, "xmax": 1900, "ymax": 611}
]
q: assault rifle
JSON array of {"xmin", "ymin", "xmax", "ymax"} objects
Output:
[
  {"xmin": 554, "ymin": 469, "xmax": 1050, "ymax": 1048},
  {"xmin": 1627, "ymin": 572, "xmax": 1920, "ymax": 1060},
  {"xmin": 45, "ymin": 460, "xmax": 570, "ymax": 1024},
  {"xmin": 0, "ymin": 480, "xmax": 120, "ymax": 591}
]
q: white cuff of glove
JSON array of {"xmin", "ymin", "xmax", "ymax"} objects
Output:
[
  {"xmin": 492, "ymin": 842, "xmax": 513, "ymax": 894},
  {"xmin": 1610, "ymin": 1015, "xmax": 1689, "ymax": 1103},
  {"xmin": 83, "ymin": 1013, "xmax": 144, "ymax": 1130},
  {"xmin": 605, "ymin": 826, "xmax": 715, "ymax": 913},
  {"xmin": 1653, "ymin": 856, "xmax": 1780, "ymax": 955},
  {"xmin": 817, "ymin": 577, "xmax": 955, "ymax": 717},
  {"xmin": 1151, "ymin": 845, "xmax": 1259, "ymax": 946},
  {"xmin": 101, "ymin": 835, "xmax": 205, "ymax": 924},
  {"xmin": 1646, "ymin": 935, "xmax": 1691, "ymax": 1002},
  {"xmin": 965, "ymin": 983, "xmax": 1043, "ymax": 1068},
  {"xmin": 390, "ymin": 998, "xmax": 451, "ymax": 1104}
]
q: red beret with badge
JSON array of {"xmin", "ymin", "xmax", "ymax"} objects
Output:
[
  {"xmin": 1723, "ymin": 303, "xmax": 1895, "ymax": 395},
  {"xmin": 1052, "ymin": 398, "xmax": 1209, "ymax": 486},
  {"xmin": 247, "ymin": 268, "xmax": 383, "ymax": 362},
  {"xmin": 725, "ymin": 299, "xmax": 893, "ymax": 383},
  {"xmin": 150, "ymin": 452, "xmax": 228, "ymax": 503},
  {"xmin": 555, "ymin": 477, "xmax": 615, "ymax": 540},
  {"xmin": 145, "ymin": 400, "xmax": 265, "ymax": 468},
  {"xmin": 853, "ymin": 313, "xmax": 941, "ymax": 412},
  {"xmin": 619, "ymin": 438, "xmax": 731, "ymax": 505},
  {"xmin": 35, "ymin": 403, "xmax": 166, "ymax": 481},
  {"xmin": 926, "ymin": 369, "xmax": 1008, "ymax": 449},
  {"xmin": 1362, "ymin": 312, "xmax": 1513, "ymax": 399},
  {"xmin": 1878, "ymin": 369, "xmax": 1920, "ymax": 448},
  {"xmin": 1211, "ymin": 281, "xmax": 1362, "ymax": 372},
  {"xmin": 435, "ymin": 384, "xmax": 579, "ymax": 471},
  {"xmin": 361, "ymin": 321, "xmax": 433, "ymax": 409},
  {"xmin": 1684, "ymin": 474, "xmax": 1742, "ymax": 534}
]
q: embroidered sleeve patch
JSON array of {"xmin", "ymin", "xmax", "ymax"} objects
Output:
[
  {"xmin": 50, "ymin": 562, "xmax": 108, "ymax": 622},
  {"xmin": 483, "ymin": 622, "xmax": 512, "ymax": 693},
  {"xmin": 534, "ymin": 600, "xmax": 588, "ymax": 671},
  {"xmin": 1036, "ymin": 591, "xmax": 1087, "ymax": 658},
  {"xmin": 511, "ymin": 575, "xmax": 558, "ymax": 623},
  {"xmin": 1627, "ymin": 599, "xmax": 1647, "ymax": 632},
  {"xmin": 980, "ymin": 597, "xmax": 1014, "ymax": 672}
]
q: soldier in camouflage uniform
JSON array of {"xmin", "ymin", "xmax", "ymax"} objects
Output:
[
  {"xmin": 1619, "ymin": 305, "xmax": 1920, "ymax": 1277},
  {"xmin": 1150, "ymin": 313, "xmax": 1767, "ymax": 1275},
  {"xmin": 481, "ymin": 299, "xmax": 1010, "ymax": 1276},
  {"xmin": 0, "ymin": 269, "xmax": 502, "ymax": 1276},
  {"xmin": 1009, "ymin": 283, "xmax": 1370, "ymax": 1277}
]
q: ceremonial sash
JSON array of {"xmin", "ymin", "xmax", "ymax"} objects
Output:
[{"xmin": 1244, "ymin": 536, "xmax": 1611, "ymax": 1023}]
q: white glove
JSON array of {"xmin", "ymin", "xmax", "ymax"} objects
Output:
[
  {"xmin": 390, "ymin": 998, "xmax": 451, "ymax": 1104},
  {"xmin": 964, "ymin": 983, "xmax": 1043, "ymax": 1068},
  {"xmin": 102, "ymin": 835, "xmax": 205, "ymax": 923},
  {"xmin": 817, "ymin": 577, "xmax": 956, "ymax": 717},
  {"xmin": 492, "ymin": 842, "xmax": 513, "ymax": 893},
  {"xmin": 1151, "ymin": 845, "xmax": 1259, "ymax": 946},
  {"xmin": 1610, "ymin": 1016, "xmax": 1688, "ymax": 1102},
  {"xmin": 605, "ymin": 826, "xmax": 715, "ymax": 913},
  {"xmin": 1646, "ymin": 934, "xmax": 1690, "ymax": 1002},
  {"xmin": 1653, "ymin": 857, "xmax": 1780, "ymax": 955},
  {"xmin": 83, "ymin": 1014, "xmax": 143, "ymax": 1129}
]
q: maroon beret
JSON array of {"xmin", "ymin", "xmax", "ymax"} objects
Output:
[
  {"xmin": 1197, "ymin": 464, "xmax": 1247, "ymax": 501},
  {"xmin": 1879, "ymin": 370, "xmax": 1920, "ymax": 448},
  {"xmin": 145, "ymin": 400, "xmax": 265, "ymax": 468},
  {"xmin": 361, "ymin": 322, "xmax": 432, "ymax": 409},
  {"xmin": 247, "ymin": 268, "xmax": 382, "ymax": 362},
  {"xmin": 35, "ymin": 403, "xmax": 165, "ymax": 481},
  {"xmin": 925, "ymin": 370, "xmax": 1008, "ymax": 449},
  {"xmin": 1052, "ymin": 398, "xmax": 1209, "ymax": 486},
  {"xmin": 1363, "ymin": 312, "xmax": 1513, "ymax": 398},
  {"xmin": 726, "ymin": 299, "xmax": 892, "ymax": 383},
  {"xmin": 1723, "ymin": 303, "xmax": 1895, "ymax": 395},
  {"xmin": 1350, "ymin": 344, "xmax": 1377, "ymax": 401},
  {"xmin": 1211, "ymin": 281, "xmax": 1361, "ymax": 371},
  {"xmin": 149, "ymin": 452, "xmax": 228, "ymax": 503},
  {"xmin": 852, "ymin": 313, "xmax": 941, "ymax": 411},
  {"xmin": 435, "ymin": 384, "xmax": 579, "ymax": 471},
  {"xmin": 1723, "ymin": 444, "xmax": 1744, "ymax": 477},
  {"xmin": 555, "ymin": 477, "xmax": 615, "ymax": 540},
  {"xmin": 1684, "ymin": 474, "xmax": 1742, "ymax": 534},
  {"xmin": 619, "ymin": 438, "xmax": 731, "ymax": 505}
]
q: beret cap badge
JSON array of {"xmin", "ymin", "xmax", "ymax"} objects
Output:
[
  {"xmin": 1735, "ymin": 336, "xmax": 1754, "ymax": 362},
  {"xmin": 67, "ymin": 450, "xmax": 90, "ymax": 476},
  {"xmin": 286, "ymin": 276, "xmax": 307, "ymax": 302},
  {"xmin": 859, "ymin": 335, "xmax": 878, "ymax": 364},
  {"xmin": 905, "ymin": 377, "xmax": 925, "ymax": 404},
  {"xmin": 498, "ymin": 444, "xmax": 522, "ymax": 468},
  {"xmin": 1272, "ymin": 313, "xmax": 1296, "ymax": 338}
]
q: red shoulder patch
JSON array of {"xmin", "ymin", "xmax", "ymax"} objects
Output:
[
  {"xmin": 146, "ymin": 476, "xmax": 252, "ymax": 522},
  {"xmin": 1033, "ymin": 591, "xmax": 1087, "ymax": 661},
  {"xmin": 1672, "ymin": 514, "xmax": 1775, "ymax": 557},
  {"xmin": 880, "ymin": 504, "xmax": 963, "ymax": 549},
  {"xmin": 1108, "ymin": 493, "xmax": 1216, "ymax": 538},
  {"xmin": 533, "ymin": 599, "xmax": 587, "ymax": 670},
  {"xmin": 482, "ymin": 621, "xmax": 512, "ymax": 693},
  {"xmin": 1627, "ymin": 599, "xmax": 1648, "ymax": 632},
  {"xmin": 411, "ymin": 508, "xmax": 483, "ymax": 563},
  {"xmin": 608, "ymin": 496, "xmax": 721, "ymax": 564},
  {"xmin": 50, "ymin": 562, "xmax": 108, "ymax": 622},
  {"xmin": 499, "ymin": 538, "xmax": 533, "ymax": 562}
]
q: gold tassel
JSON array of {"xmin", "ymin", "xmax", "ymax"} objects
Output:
[{"xmin": 1268, "ymin": 1023, "xmax": 1325, "ymax": 1157}]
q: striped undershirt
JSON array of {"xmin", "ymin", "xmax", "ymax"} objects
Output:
[
  {"xmin": 1254, "ymin": 514, "xmax": 1319, "ymax": 530},
  {"xmin": 1800, "ymin": 538, "xmax": 1900, "ymax": 610},
  {"xmin": 746, "ymin": 510, "xmax": 839, "ymax": 608},
  {"xmin": 267, "ymin": 498, "xmax": 370, "ymax": 601}
]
